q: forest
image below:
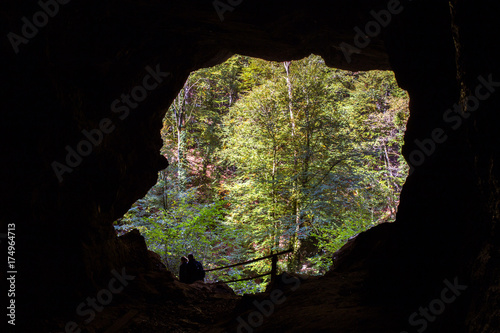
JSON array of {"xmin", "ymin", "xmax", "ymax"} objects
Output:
[{"xmin": 113, "ymin": 55, "xmax": 410, "ymax": 294}]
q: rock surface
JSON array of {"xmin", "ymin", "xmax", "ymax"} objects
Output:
[{"xmin": 1, "ymin": 0, "xmax": 500, "ymax": 331}]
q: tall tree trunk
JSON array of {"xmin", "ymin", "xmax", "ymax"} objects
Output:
[
  {"xmin": 173, "ymin": 84, "xmax": 191, "ymax": 191},
  {"xmin": 162, "ymin": 170, "xmax": 168, "ymax": 210},
  {"xmin": 177, "ymin": 126, "xmax": 188, "ymax": 190},
  {"xmin": 272, "ymin": 142, "xmax": 279, "ymax": 253},
  {"xmin": 284, "ymin": 61, "xmax": 301, "ymax": 271}
]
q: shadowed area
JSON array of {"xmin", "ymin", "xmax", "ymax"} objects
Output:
[{"xmin": 1, "ymin": 0, "xmax": 500, "ymax": 331}]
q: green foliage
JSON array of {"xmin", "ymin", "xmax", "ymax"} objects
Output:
[
  {"xmin": 219, "ymin": 56, "xmax": 408, "ymax": 273},
  {"xmin": 116, "ymin": 54, "xmax": 410, "ymax": 292},
  {"xmin": 115, "ymin": 174, "xmax": 229, "ymax": 272}
]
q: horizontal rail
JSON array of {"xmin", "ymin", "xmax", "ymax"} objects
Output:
[{"xmin": 205, "ymin": 249, "xmax": 293, "ymax": 272}]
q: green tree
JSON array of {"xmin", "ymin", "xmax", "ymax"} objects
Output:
[
  {"xmin": 117, "ymin": 55, "xmax": 409, "ymax": 288},
  {"xmin": 220, "ymin": 55, "xmax": 387, "ymax": 272}
]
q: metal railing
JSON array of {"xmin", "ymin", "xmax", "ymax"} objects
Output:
[{"xmin": 205, "ymin": 249, "xmax": 293, "ymax": 284}]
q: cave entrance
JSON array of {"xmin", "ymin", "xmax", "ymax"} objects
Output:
[{"xmin": 114, "ymin": 54, "xmax": 409, "ymax": 294}]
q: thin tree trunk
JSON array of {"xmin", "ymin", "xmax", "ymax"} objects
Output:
[
  {"xmin": 272, "ymin": 143, "xmax": 279, "ymax": 252},
  {"xmin": 174, "ymin": 84, "xmax": 191, "ymax": 191},
  {"xmin": 162, "ymin": 170, "xmax": 168, "ymax": 210},
  {"xmin": 284, "ymin": 61, "xmax": 301, "ymax": 271},
  {"xmin": 284, "ymin": 62, "xmax": 295, "ymax": 137}
]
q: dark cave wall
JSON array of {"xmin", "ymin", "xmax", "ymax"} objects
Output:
[
  {"xmin": 450, "ymin": 1, "xmax": 500, "ymax": 329},
  {"xmin": 332, "ymin": 1, "xmax": 500, "ymax": 330},
  {"xmin": 1, "ymin": 0, "xmax": 393, "ymax": 321},
  {"xmin": 1, "ymin": 0, "xmax": 500, "ymax": 331},
  {"xmin": 316, "ymin": 2, "xmax": 490, "ymax": 332}
]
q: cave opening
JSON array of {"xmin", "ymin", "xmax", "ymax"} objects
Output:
[
  {"xmin": 113, "ymin": 54, "xmax": 410, "ymax": 294},
  {"xmin": 5, "ymin": 0, "xmax": 500, "ymax": 331}
]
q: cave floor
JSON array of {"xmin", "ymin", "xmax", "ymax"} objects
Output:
[
  {"xmin": 60, "ymin": 270, "xmax": 404, "ymax": 333},
  {"xmin": 42, "ymin": 271, "xmax": 239, "ymax": 333}
]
